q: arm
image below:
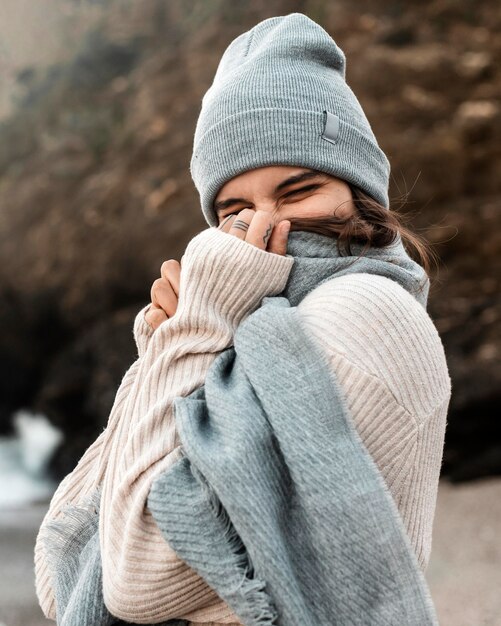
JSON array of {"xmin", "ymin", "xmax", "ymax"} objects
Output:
[
  {"xmin": 98, "ymin": 226, "xmax": 294, "ymax": 623},
  {"xmin": 35, "ymin": 226, "xmax": 292, "ymax": 623},
  {"xmin": 294, "ymin": 271, "xmax": 452, "ymax": 571}
]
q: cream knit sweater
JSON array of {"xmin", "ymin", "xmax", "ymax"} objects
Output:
[{"xmin": 34, "ymin": 227, "xmax": 451, "ymax": 625}]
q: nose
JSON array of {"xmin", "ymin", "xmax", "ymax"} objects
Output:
[{"xmin": 250, "ymin": 205, "xmax": 279, "ymax": 219}]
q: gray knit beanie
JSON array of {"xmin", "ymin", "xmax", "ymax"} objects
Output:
[{"xmin": 190, "ymin": 12, "xmax": 391, "ymax": 227}]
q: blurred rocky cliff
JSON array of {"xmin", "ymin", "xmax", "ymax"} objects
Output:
[{"xmin": 0, "ymin": 0, "xmax": 499, "ymax": 482}]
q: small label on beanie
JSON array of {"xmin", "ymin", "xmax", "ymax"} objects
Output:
[{"xmin": 321, "ymin": 110, "xmax": 340, "ymax": 145}]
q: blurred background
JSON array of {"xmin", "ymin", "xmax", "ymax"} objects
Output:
[{"xmin": 0, "ymin": 1, "xmax": 500, "ymax": 625}]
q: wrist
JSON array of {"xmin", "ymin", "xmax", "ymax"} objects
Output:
[{"xmin": 133, "ymin": 302, "xmax": 155, "ymax": 357}]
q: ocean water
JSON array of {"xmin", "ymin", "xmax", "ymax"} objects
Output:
[{"xmin": 0, "ymin": 410, "xmax": 62, "ymax": 509}]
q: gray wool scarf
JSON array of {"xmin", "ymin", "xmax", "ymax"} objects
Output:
[{"xmin": 40, "ymin": 229, "xmax": 437, "ymax": 626}]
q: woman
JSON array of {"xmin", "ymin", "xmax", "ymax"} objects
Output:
[{"xmin": 34, "ymin": 13, "xmax": 451, "ymax": 625}]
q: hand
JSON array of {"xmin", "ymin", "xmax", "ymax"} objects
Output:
[
  {"xmin": 144, "ymin": 210, "xmax": 290, "ymax": 332},
  {"xmin": 145, "ymin": 259, "xmax": 181, "ymax": 330},
  {"xmin": 217, "ymin": 209, "xmax": 291, "ymax": 256}
]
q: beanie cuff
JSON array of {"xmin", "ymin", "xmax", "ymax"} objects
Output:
[{"xmin": 190, "ymin": 107, "xmax": 391, "ymax": 227}]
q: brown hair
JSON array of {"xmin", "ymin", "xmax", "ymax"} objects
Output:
[{"xmin": 285, "ymin": 180, "xmax": 439, "ymax": 280}]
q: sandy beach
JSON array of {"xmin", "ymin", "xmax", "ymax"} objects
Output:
[
  {"xmin": 1, "ymin": 478, "xmax": 500, "ymax": 626},
  {"xmin": 0, "ymin": 501, "xmax": 51, "ymax": 626},
  {"xmin": 426, "ymin": 478, "xmax": 501, "ymax": 626}
]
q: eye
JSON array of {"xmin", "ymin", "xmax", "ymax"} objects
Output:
[
  {"xmin": 220, "ymin": 185, "xmax": 321, "ymax": 220},
  {"xmin": 282, "ymin": 183, "xmax": 321, "ymax": 198}
]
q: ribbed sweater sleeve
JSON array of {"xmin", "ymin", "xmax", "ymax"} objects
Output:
[
  {"xmin": 34, "ymin": 357, "xmax": 143, "ymax": 621},
  {"xmin": 34, "ymin": 227, "xmax": 293, "ymax": 624},
  {"xmin": 99, "ymin": 227, "xmax": 294, "ymax": 623}
]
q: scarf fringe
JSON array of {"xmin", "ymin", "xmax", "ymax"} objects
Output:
[
  {"xmin": 190, "ymin": 463, "xmax": 278, "ymax": 626},
  {"xmin": 39, "ymin": 485, "xmax": 102, "ymax": 574}
]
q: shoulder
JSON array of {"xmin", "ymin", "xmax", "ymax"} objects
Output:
[{"xmin": 295, "ymin": 273, "xmax": 452, "ymax": 419}]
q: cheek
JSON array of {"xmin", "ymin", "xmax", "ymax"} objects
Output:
[
  {"xmin": 313, "ymin": 191, "xmax": 352, "ymax": 218},
  {"xmin": 286, "ymin": 196, "xmax": 332, "ymax": 219}
]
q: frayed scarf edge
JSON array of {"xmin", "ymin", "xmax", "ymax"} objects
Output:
[
  {"xmin": 38, "ymin": 485, "xmax": 102, "ymax": 575},
  {"xmin": 190, "ymin": 462, "xmax": 279, "ymax": 626}
]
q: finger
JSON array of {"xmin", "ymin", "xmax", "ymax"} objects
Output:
[
  {"xmin": 160, "ymin": 260, "xmax": 181, "ymax": 297},
  {"xmin": 266, "ymin": 220, "xmax": 291, "ymax": 256},
  {"xmin": 244, "ymin": 210, "xmax": 275, "ymax": 250},
  {"xmin": 145, "ymin": 304, "xmax": 168, "ymax": 330},
  {"xmin": 150, "ymin": 278, "xmax": 178, "ymax": 317},
  {"xmin": 217, "ymin": 214, "xmax": 237, "ymax": 232},
  {"xmin": 227, "ymin": 208, "xmax": 255, "ymax": 240}
]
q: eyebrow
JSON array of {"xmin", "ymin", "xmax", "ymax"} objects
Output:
[{"xmin": 214, "ymin": 169, "xmax": 324, "ymax": 214}]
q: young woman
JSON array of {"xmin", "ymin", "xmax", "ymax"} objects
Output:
[{"xmin": 34, "ymin": 13, "xmax": 451, "ymax": 626}]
